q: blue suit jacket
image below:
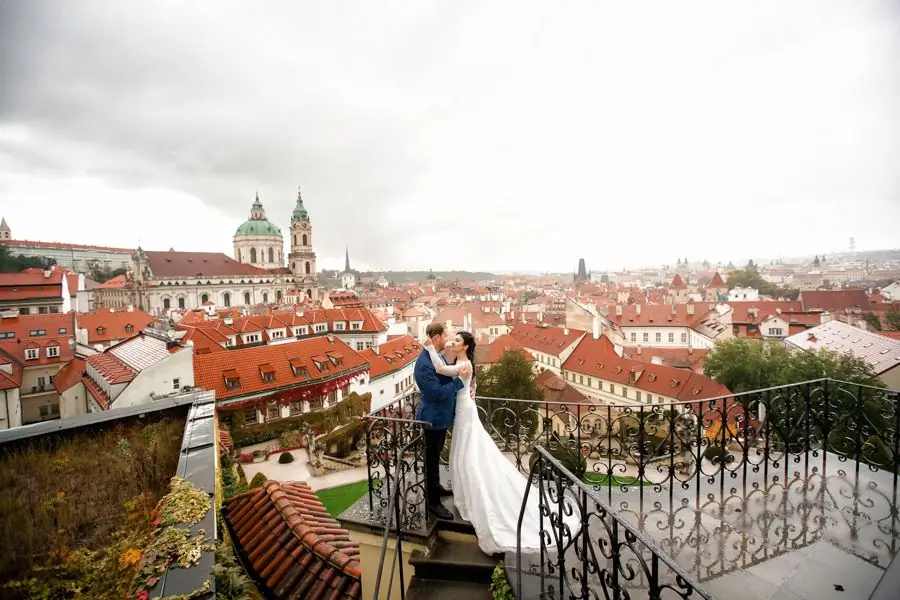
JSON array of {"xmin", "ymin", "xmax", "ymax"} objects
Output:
[{"xmin": 414, "ymin": 349, "xmax": 463, "ymax": 431}]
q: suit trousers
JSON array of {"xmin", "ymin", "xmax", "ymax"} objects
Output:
[{"xmin": 424, "ymin": 428, "xmax": 447, "ymax": 505}]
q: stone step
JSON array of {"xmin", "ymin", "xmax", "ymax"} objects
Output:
[
  {"xmin": 405, "ymin": 576, "xmax": 493, "ymax": 600},
  {"xmin": 410, "ymin": 537, "xmax": 501, "ymax": 585}
]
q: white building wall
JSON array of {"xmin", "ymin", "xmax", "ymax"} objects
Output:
[
  {"xmin": 0, "ymin": 388, "xmax": 23, "ymax": 429},
  {"xmin": 111, "ymin": 347, "xmax": 195, "ymax": 409},
  {"xmin": 351, "ymin": 362, "xmax": 417, "ymax": 413},
  {"xmin": 59, "ymin": 383, "xmax": 88, "ymax": 419}
]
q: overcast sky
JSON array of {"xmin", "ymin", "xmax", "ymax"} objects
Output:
[{"xmin": 1, "ymin": 1, "xmax": 898, "ymax": 274}]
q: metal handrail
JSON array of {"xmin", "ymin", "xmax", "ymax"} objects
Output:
[
  {"xmin": 369, "ymin": 420, "xmax": 429, "ymax": 600},
  {"xmin": 517, "ymin": 445, "xmax": 714, "ymax": 600}
]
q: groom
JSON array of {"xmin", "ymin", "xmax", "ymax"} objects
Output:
[{"xmin": 414, "ymin": 323, "xmax": 470, "ymax": 520}]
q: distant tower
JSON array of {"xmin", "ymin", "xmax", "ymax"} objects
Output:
[
  {"xmin": 0, "ymin": 217, "xmax": 10, "ymax": 240},
  {"xmin": 849, "ymin": 237, "xmax": 856, "ymax": 253},
  {"xmin": 574, "ymin": 258, "xmax": 588, "ymax": 284},
  {"xmin": 287, "ymin": 187, "xmax": 320, "ymax": 302},
  {"xmin": 341, "ymin": 246, "xmax": 356, "ymax": 290}
]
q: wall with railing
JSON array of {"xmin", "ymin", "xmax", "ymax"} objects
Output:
[{"xmin": 361, "ymin": 379, "xmax": 900, "ymax": 599}]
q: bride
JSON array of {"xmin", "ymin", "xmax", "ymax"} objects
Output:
[{"xmin": 424, "ymin": 331, "xmax": 575, "ymax": 556}]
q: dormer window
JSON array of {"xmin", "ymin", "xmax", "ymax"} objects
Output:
[
  {"xmin": 350, "ymin": 321, "xmax": 363, "ymax": 330},
  {"xmin": 96, "ymin": 327, "xmax": 105, "ymax": 335},
  {"xmin": 125, "ymin": 324, "xmax": 134, "ymax": 333},
  {"xmin": 289, "ymin": 358, "xmax": 309, "ymax": 378},
  {"xmin": 312, "ymin": 355, "xmax": 329, "ymax": 372},
  {"xmin": 25, "ymin": 348, "xmax": 39, "ymax": 360},
  {"xmin": 314, "ymin": 323, "xmax": 327, "ymax": 333},
  {"xmin": 47, "ymin": 346, "xmax": 60, "ymax": 358},
  {"xmin": 259, "ymin": 363, "xmax": 276, "ymax": 383},
  {"xmin": 334, "ymin": 322, "xmax": 346, "ymax": 331},
  {"xmin": 327, "ymin": 352, "xmax": 344, "ymax": 367},
  {"xmin": 223, "ymin": 369, "xmax": 241, "ymax": 390}
]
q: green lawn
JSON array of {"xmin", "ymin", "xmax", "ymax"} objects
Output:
[
  {"xmin": 316, "ymin": 480, "xmax": 370, "ymax": 517},
  {"xmin": 582, "ymin": 473, "xmax": 653, "ymax": 487}
]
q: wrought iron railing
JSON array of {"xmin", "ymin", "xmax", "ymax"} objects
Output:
[
  {"xmin": 361, "ymin": 380, "xmax": 899, "ymax": 597},
  {"xmin": 520, "ymin": 446, "xmax": 713, "ymax": 599},
  {"xmin": 363, "ymin": 393, "xmax": 428, "ymax": 530}
]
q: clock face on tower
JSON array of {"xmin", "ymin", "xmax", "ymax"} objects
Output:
[{"xmin": 298, "ymin": 221, "xmax": 310, "ymax": 231}]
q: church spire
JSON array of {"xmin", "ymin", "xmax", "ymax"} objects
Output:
[
  {"xmin": 291, "ymin": 186, "xmax": 309, "ymax": 221},
  {"xmin": 344, "ymin": 245, "xmax": 351, "ymax": 273}
]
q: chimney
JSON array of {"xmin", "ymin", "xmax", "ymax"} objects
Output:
[
  {"xmin": 615, "ymin": 304, "xmax": 622, "ymax": 316},
  {"xmin": 563, "ymin": 327, "xmax": 569, "ymax": 335},
  {"xmin": 688, "ymin": 346, "xmax": 693, "ymax": 355},
  {"xmin": 651, "ymin": 356, "xmax": 663, "ymax": 365},
  {"xmin": 687, "ymin": 302, "xmax": 695, "ymax": 316},
  {"xmin": 43, "ymin": 269, "xmax": 51, "ymax": 279},
  {"xmin": 635, "ymin": 304, "xmax": 641, "ymax": 316},
  {"xmin": 126, "ymin": 305, "xmax": 133, "ymax": 313},
  {"xmin": 592, "ymin": 315, "xmax": 601, "ymax": 340},
  {"xmin": 637, "ymin": 345, "xmax": 642, "ymax": 355}
]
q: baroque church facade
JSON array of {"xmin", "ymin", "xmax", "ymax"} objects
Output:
[{"xmin": 128, "ymin": 188, "xmax": 322, "ymax": 315}]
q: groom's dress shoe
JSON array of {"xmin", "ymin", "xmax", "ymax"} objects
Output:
[
  {"xmin": 428, "ymin": 502, "xmax": 453, "ymax": 520},
  {"xmin": 436, "ymin": 485, "xmax": 453, "ymax": 497}
]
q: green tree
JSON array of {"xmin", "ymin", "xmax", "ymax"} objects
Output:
[
  {"xmin": 886, "ymin": 307, "xmax": 900, "ymax": 331},
  {"xmin": 475, "ymin": 350, "xmax": 544, "ymax": 443},
  {"xmin": 863, "ymin": 313, "xmax": 882, "ymax": 331},
  {"xmin": 704, "ymin": 338, "xmax": 888, "ymax": 454},
  {"xmin": 0, "ymin": 244, "xmax": 57, "ymax": 273},
  {"xmin": 85, "ymin": 259, "xmax": 127, "ymax": 283}
]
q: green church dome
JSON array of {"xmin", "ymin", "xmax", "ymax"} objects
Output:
[
  {"xmin": 234, "ymin": 219, "xmax": 282, "ymax": 238},
  {"xmin": 234, "ymin": 192, "xmax": 283, "ymax": 238}
]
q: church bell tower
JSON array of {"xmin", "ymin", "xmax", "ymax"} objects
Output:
[{"xmin": 288, "ymin": 187, "xmax": 320, "ymax": 302}]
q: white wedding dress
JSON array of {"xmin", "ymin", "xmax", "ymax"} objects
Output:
[{"xmin": 427, "ymin": 346, "xmax": 575, "ymax": 556}]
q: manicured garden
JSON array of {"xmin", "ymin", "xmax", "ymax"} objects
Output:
[{"xmin": 316, "ymin": 480, "xmax": 370, "ymax": 517}]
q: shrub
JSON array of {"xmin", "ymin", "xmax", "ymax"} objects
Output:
[
  {"xmin": 278, "ymin": 452, "xmax": 294, "ymax": 464},
  {"xmin": 538, "ymin": 435, "xmax": 587, "ymax": 479},
  {"xmin": 702, "ymin": 444, "xmax": 730, "ymax": 465},
  {"xmin": 249, "ymin": 472, "xmax": 268, "ymax": 489}
]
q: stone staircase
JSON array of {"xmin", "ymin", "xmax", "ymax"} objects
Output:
[{"xmin": 405, "ymin": 495, "xmax": 500, "ymax": 600}]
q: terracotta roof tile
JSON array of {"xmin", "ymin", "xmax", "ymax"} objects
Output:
[
  {"xmin": 223, "ymin": 480, "xmax": 362, "ymax": 600},
  {"xmin": 709, "ymin": 272, "xmax": 726, "ymax": 288},
  {"xmin": 4, "ymin": 239, "xmax": 132, "ymax": 253},
  {"xmin": 86, "ymin": 352, "xmax": 138, "ymax": 384},
  {"xmin": 0, "ymin": 313, "xmax": 75, "ymax": 366},
  {"xmin": 669, "ymin": 274, "xmax": 687, "ymax": 290},
  {"xmin": 474, "ymin": 333, "xmax": 535, "ymax": 365},
  {"xmin": 144, "ymin": 250, "xmax": 273, "ymax": 278},
  {"xmin": 508, "ymin": 323, "xmax": 585, "ymax": 357},
  {"xmin": 193, "ymin": 336, "xmax": 368, "ymax": 401},
  {"xmin": 562, "ymin": 336, "xmax": 731, "ymax": 402},
  {"xmin": 799, "ymin": 289, "xmax": 871, "ymax": 313},
  {"xmin": 53, "ymin": 358, "xmax": 85, "ymax": 393},
  {"xmin": 76, "ymin": 308, "xmax": 153, "ymax": 345},
  {"xmin": 358, "ymin": 335, "xmax": 421, "ymax": 380},
  {"xmin": 534, "ymin": 369, "xmax": 591, "ymax": 405}
]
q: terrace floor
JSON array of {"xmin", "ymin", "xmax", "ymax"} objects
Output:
[{"xmin": 564, "ymin": 452, "xmax": 900, "ymax": 600}]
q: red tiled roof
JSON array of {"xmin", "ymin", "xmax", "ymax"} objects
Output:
[
  {"xmin": 534, "ymin": 369, "xmax": 591, "ymax": 405},
  {"xmin": 54, "ymin": 358, "xmax": 85, "ymax": 393},
  {"xmin": 0, "ymin": 313, "xmax": 75, "ymax": 366},
  {"xmin": 77, "ymin": 308, "xmax": 154, "ymax": 345},
  {"xmin": 605, "ymin": 302, "xmax": 715, "ymax": 328},
  {"xmin": 86, "ymin": 352, "xmax": 138, "ymax": 384},
  {"xmin": 726, "ymin": 301, "xmax": 804, "ymax": 325},
  {"xmin": 300, "ymin": 308, "xmax": 387, "ymax": 333},
  {"xmin": 876, "ymin": 331, "xmax": 900, "ymax": 341},
  {"xmin": 669, "ymin": 274, "xmax": 687, "ymax": 290},
  {"xmin": 82, "ymin": 375, "xmax": 110, "ymax": 409},
  {"xmin": 222, "ymin": 480, "xmax": 361, "ymax": 600},
  {"xmin": 99, "ymin": 274, "xmax": 130, "ymax": 289},
  {"xmin": 144, "ymin": 250, "xmax": 272, "ymax": 278},
  {"xmin": 3, "ymin": 238, "xmax": 132, "ymax": 252},
  {"xmin": 474, "ymin": 333, "xmax": 535, "ymax": 365},
  {"xmin": 0, "ymin": 360, "xmax": 22, "ymax": 390},
  {"xmin": 193, "ymin": 336, "xmax": 368, "ymax": 401},
  {"xmin": 0, "ymin": 269, "xmax": 65, "ymax": 287},
  {"xmin": 0, "ymin": 285, "xmax": 64, "ymax": 302},
  {"xmin": 359, "ymin": 335, "xmax": 421, "ymax": 380},
  {"xmin": 709, "ymin": 272, "xmax": 726, "ymax": 288},
  {"xmin": 623, "ymin": 347, "xmax": 709, "ymax": 373},
  {"xmin": 508, "ymin": 323, "xmax": 585, "ymax": 357},
  {"xmin": 800, "ymin": 289, "xmax": 871, "ymax": 313},
  {"xmin": 562, "ymin": 336, "xmax": 730, "ymax": 402}
]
